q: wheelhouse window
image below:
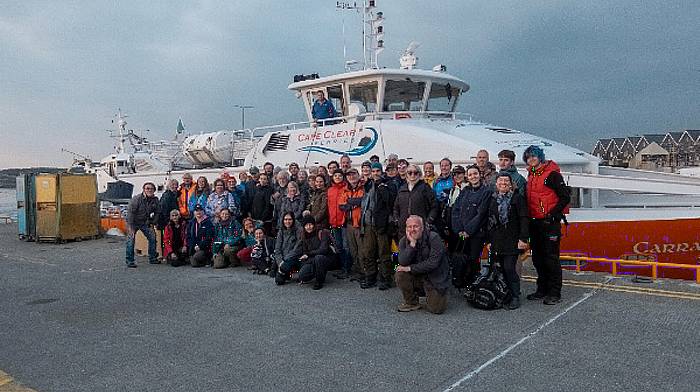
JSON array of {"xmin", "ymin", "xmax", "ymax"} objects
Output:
[
  {"xmin": 348, "ymin": 81, "xmax": 378, "ymax": 113},
  {"xmin": 383, "ymin": 79, "xmax": 426, "ymax": 111},
  {"xmin": 426, "ymin": 83, "xmax": 461, "ymax": 112},
  {"xmin": 327, "ymin": 85, "xmax": 344, "ymax": 116}
]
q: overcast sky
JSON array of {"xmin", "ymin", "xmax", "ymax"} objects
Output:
[{"xmin": 1, "ymin": 0, "xmax": 698, "ymax": 168}]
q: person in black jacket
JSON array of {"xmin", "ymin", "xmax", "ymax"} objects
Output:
[
  {"xmin": 187, "ymin": 204, "xmax": 216, "ymax": 267},
  {"xmin": 125, "ymin": 182, "xmax": 160, "ymax": 267},
  {"xmin": 395, "ymin": 215, "xmax": 450, "ymax": 314},
  {"xmin": 450, "ymin": 165, "xmax": 490, "ymax": 286},
  {"xmin": 250, "ymin": 227, "xmax": 276, "ymax": 275},
  {"xmin": 392, "ymin": 164, "xmax": 438, "ymax": 239},
  {"xmin": 359, "ymin": 163, "xmax": 396, "ymax": 290},
  {"xmin": 249, "ymin": 173, "xmax": 274, "ymax": 233},
  {"xmin": 486, "ymin": 173, "xmax": 530, "ymax": 310},
  {"xmin": 157, "ymin": 179, "xmax": 180, "ymax": 230},
  {"xmin": 292, "ymin": 215, "xmax": 334, "ymax": 290}
]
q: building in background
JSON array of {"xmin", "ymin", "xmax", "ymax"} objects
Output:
[{"xmin": 592, "ymin": 130, "xmax": 700, "ymax": 171}]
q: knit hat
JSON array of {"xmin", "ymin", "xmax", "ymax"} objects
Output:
[
  {"xmin": 361, "ymin": 160, "xmax": 371, "ymax": 168},
  {"xmin": 523, "ymin": 145, "xmax": 546, "ymax": 163},
  {"xmin": 332, "ymin": 169, "xmax": 345, "ymax": 177},
  {"xmin": 249, "ymin": 166, "xmax": 260, "ymax": 175},
  {"xmin": 370, "ymin": 162, "xmax": 383, "ymax": 171},
  {"xmin": 301, "ymin": 215, "xmax": 316, "ymax": 226}
]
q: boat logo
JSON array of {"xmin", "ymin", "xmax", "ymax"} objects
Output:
[{"xmin": 297, "ymin": 126, "xmax": 378, "ymax": 156}]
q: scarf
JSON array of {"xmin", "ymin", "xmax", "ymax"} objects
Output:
[{"xmin": 496, "ymin": 191, "xmax": 513, "ymax": 225}]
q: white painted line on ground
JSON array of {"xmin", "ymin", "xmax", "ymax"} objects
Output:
[{"xmin": 442, "ymin": 277, "xmax": 612, "ymax": 392}]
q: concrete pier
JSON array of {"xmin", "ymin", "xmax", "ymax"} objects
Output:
[{"xmin": 0, "ymin": 223, "xmax": 698, "ymax": 392}]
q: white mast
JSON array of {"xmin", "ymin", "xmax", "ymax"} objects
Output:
[
  {"xmin": 336, "ymin": 0, "xmax": 385, "ymax": 70},
  {"xmin": 111, "ymin": 108, "xmax": 128, "ymax": 154}
]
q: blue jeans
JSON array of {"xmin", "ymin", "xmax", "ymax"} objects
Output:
[
  {"xmin": 331, "ymin": 227, "xmax": 351, "ymax": 273},
  {"xmin": 126, "ymin": 224, "xmax": 157, "ymax": 265}
]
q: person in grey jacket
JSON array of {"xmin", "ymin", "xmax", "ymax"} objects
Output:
[
  {"xmin": 395, "ymin": 215, "xmax": 450, "ymax": 314},
  {"xmin": 273, "ymin": 212, "xmax": 301, "ymax": 281},
  {"xmin": 125, "ymin": 182, "xmax": 160, "ymax": 267}
]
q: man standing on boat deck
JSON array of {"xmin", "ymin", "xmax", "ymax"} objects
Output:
[
  {"xmin": 178, "ymin": 173, "xmax": 196, "ymax": 219},
  {"xmin": 125, "ymin": 182, "xmax": 160, "ymax": 267},
  {"xmin": 311, "ymin": 90, "xmax": 337, "ymax": 126},
  {"xmin": 523, "ymin": 145, "xmax": 570, "ymax": 305}
]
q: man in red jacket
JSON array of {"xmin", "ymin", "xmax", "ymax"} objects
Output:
[{"xmin": 523, "ymin": 145, "xmax": 571, "ymax": 305}]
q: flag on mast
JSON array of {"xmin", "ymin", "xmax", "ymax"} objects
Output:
[{"xmin": 176, "ymin": 118, "xmax": 185, "ymax": 133}]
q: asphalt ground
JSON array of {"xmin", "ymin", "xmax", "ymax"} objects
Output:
[{"xmin": 0, "ymin": 223, "xmax": 698, "ymax": 392}]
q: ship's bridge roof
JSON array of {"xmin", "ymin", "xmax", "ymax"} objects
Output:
[{"xmin": 288, "ymin": 68, "xmax": 470, "ymax": 92}]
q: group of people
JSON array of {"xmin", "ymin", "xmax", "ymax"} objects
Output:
[{"xmin": 125, "ymin": 145, "xmax": 570, "ymax": 313}]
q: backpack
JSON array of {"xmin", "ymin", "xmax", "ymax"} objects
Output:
[{"xmin": 464, "ymin": 257, "xmax": 511, "ymax": 310}]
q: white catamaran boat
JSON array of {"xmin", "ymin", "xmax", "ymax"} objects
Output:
[{"xmin": 89, "ymin": 2, "xmax": 700, "ymax": 279}]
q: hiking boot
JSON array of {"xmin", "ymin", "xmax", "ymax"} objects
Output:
[
  {"xmin": 333, "ymin": 271, "xmax": 349, "ymax": 280},
  {"xmin": 526, "ymin": 292, "xmax": 546, "ymax": 301},
  {"xmin": 397, "ymin": 303, "xmax": 421, "ymax": 312},
  {"xmin": 127, "ymin": 263, "xmax": 137, "ymax": 268},
  {"xmin": 543, "ymin": 296, "xmax": 561, "ymax": 305},
  {"xmin": 505, "ymin": 297, "xmax": 520, "ymax": 310},
  {"xmin": 312, "ymin": 283, "xmax": 323, "ymax": 290},
  {"xmin": 377, "ymin": 280, "xmax": 391, "ymax": 291},
  {"xmin": 361, "ymin": 279, "xmax": 377, "ymax": 289},
  {"xmin": 349, "ymin": 273, "xmax": 363, "ymax": 282}
]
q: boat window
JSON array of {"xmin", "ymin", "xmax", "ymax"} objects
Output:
[
  {"xmin": 348, "ymin": 81, "xmax": 378, "ymax": 113},
  {"xmin": 327, "ymin": 85, "xmax": 344, "ymax": 116},
  {"xmin": 427, "ymin": 83, "xmax": 461, "ymax": 111},
  {"xmin": 383, "ymin": 79, "xmax": 426, "ymax": 111}
]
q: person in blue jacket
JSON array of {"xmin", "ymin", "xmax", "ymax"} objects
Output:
[{"xmin": 311, "ymin": 90, "xmax": 337, "ymax": 126}]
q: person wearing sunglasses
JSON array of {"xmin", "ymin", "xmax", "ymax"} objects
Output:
[{"xmin": 392, "ymin": 165, "xmax": 438, "ymax": 240}]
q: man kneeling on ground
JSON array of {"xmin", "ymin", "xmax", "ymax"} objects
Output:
[
  {"xmin": 188, "ymin": 204, "xmax": 215, "ymax": 267},
  {"xmin": 395, "ymin": 215, "xmax": 450, "ymax": 314}
]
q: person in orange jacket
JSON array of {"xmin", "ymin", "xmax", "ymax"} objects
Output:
[
  {"xmin": 327, "ymin": 169, "xmax": 351, "ymax": 278},
  {"xmin": 177, "ymin": 173, "xmax": 197, "ymax": 219},
  {"xmin": 338, "ymin": 167, "xmax": 365, "ymax": 281}
]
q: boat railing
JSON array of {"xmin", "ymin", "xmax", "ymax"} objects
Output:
[
  {"xmin": 558, "ymin": 254, "xmax": 700, "ymax": 284},
  {"xmin": 234, "ymin": 111, "xmax": 482, "ymax": 140}
]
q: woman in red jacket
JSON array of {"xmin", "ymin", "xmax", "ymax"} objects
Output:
[
  {"xmin": 327, "ymin": 169, "xmax": 352, "ymax": 279},
  {"xmin": 163, "ymin": 209, "xmax": 188, "ymax": 267}
]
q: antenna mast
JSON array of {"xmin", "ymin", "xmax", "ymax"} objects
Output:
[
  {"xmin": 336, "ymin": 1, "xmax": 384, "ymax": 70},
  {"xmin": 111, "ymin": 108, "xmax": 128, "ymax": 154}
]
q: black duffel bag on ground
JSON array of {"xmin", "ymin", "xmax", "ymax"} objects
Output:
[{"xmin": 464, "ymin": 254, "xmax": 511, "ymax": 310}]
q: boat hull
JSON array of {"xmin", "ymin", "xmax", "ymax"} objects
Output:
[{"xmin": 562, "ymin": 217, "xmax": 700, "ymax": 280}]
